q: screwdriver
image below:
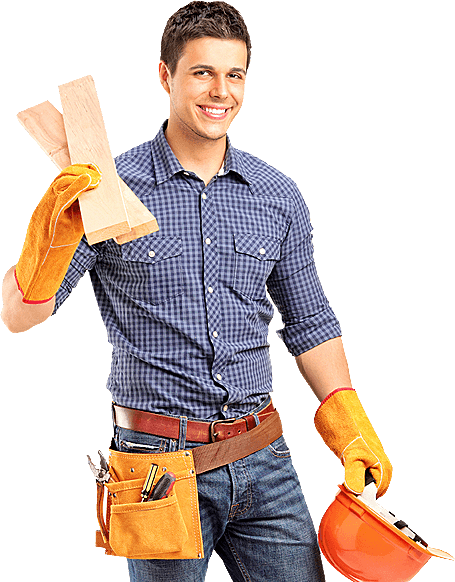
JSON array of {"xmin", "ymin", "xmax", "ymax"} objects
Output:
[
  {"xmin": 140, "ymin": 463, "xmax": 159, "ymax": 502},
  {"xmin": 149, "ymin": 472, "xmax": 176, "ymax": 501}
]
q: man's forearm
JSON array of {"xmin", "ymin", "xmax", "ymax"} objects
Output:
[
  {"xmin": 1, "ymin": 265, "xmax": 55, "ymax": 333},
  {"xmin": 295, "ymin": 336, "xmax": 352, "ymax": 402}
]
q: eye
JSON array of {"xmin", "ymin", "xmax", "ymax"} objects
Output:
[
  {"xmin": 194, "ymin": 70, "xmax": 211, "ymax": 77},
  {"xmin": 227, "ymin": 72, "xmax": 245, "ymax": 81}
]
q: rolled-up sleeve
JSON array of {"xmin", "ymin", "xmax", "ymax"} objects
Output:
[
  {"xmin": 267, "ymin": 184, "xmax": 341, "ymax": 356},
  {"xmin": 53, "ymin": 236, "xmax": 100, "ymax": 314}
]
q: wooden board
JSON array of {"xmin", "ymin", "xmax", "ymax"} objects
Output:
[
  {"xmin": 59, "ymin": 76, "xmax": 131, "ymax": 245},
  {"xmin": 17, "ymin": 100, "xmax": 158, "ymax": 244},
  {"xmin": 17, "ymin": 100, "xmax": 71, "ymax": 169}
]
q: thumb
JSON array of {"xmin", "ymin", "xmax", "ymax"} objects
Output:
[{"xmin": 344, "ymin": 459, "xmax": 367, "ymax": 495}]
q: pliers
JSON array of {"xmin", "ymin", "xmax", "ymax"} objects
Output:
[{"xmin": 87, "ymin": 450, "xmax": 111, "ymax": 484}]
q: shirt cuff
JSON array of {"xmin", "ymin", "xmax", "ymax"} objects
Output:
[{"xmin": 276, "ymin": 307, "xmax": 342, "ymax": 356}]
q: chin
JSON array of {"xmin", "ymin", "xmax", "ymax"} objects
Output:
[{"xmin": 193, "ymin": 125, "xmax": 228, "ymax": 142}]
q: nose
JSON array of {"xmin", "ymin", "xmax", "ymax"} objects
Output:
[{"xmin": 209, "ymin": 75, "xmax": 228, "ymax": 100}]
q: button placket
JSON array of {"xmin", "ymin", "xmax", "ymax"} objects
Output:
[{"xmin": 200, "ymin": 186, "xmax": 227, "ymax": 385}]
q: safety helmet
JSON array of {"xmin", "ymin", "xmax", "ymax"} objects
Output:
[{"xmin": 318, "ymin": 481, "xmax": 453, "ymax": 582}]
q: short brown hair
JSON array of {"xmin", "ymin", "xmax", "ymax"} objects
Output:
[{"xmin": 161, "ymin": 1, "xmax": 251, "ymax": 76}]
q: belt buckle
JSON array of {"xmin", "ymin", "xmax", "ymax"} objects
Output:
[{"xmin": 209, "ymin": 417, "xmax": 239, "ymax": 443}]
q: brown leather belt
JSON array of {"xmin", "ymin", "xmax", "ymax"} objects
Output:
[{"xmin": 113, "ymin": 400, "xmax": 276, "ymax": 444}]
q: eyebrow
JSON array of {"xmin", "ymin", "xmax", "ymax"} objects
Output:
[{"xmin": 189, "ymin": 64, "xmax": 247, "ymax": 76}]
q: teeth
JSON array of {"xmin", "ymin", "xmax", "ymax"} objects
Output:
[{"xmin": 202, "ymin": 107, "xmax": 227, "ymax": 115}]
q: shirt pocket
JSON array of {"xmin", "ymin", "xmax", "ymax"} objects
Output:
[
  {"xmin": 232, "ymin": 233, "xmax": 281, "ymax": 300},
  {"xmin": 120, "ymin": 235, "xmax": 184, "ymax": 305}
]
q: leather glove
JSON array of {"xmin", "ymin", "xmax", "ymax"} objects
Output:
[
  {"xmin": 15, "ymin": 164, "xmax": 101, "ymax": 304},
  {"xmin": 314, "ymin": 387, "xmax": 392, "ymax": 497}
]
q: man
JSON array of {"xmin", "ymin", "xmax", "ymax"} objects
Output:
[{"xmin": 1, "ymin": 2, "xmax": 392, "ymax": 581}]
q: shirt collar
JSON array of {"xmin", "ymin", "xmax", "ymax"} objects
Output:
[{"xmin": 151, "ymin": 121, "xmax": 252, "ymax": 186}]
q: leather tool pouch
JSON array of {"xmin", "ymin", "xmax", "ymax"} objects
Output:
[{"xmin": 96, "ymin": 449, "xmax": 204, "ymax": 559}]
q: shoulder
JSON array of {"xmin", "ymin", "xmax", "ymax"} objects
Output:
[
  {"xmin": 233, "ymin": 147, "xmax": 301, "ymax": 200},
  {"xmin": 115, "ymin": 141, "xmax": 153, "ymax": 173},
  {"xmin": 114, "ymin": 141, "xmax": 156, "ymax": 196},
  {"xmin": 234, "ymin": 149, "xmax": 298, "ymax": 196}
]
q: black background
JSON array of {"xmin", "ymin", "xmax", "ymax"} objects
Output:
[{"xmin": 0, "ymin": 1, "xmax": 455, "ymax": 582}]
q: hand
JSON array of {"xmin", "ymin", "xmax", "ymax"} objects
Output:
[
  {"xmin": 314, "ymin": 387, "xmax": 392, "ymax": 497},
  {"xmin": 15, "ymin": 164, "xmax": 101, "ymax": 304}
]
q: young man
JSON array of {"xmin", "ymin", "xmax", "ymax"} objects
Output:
[{"xmin": 2, "ymin": 2, "xmax": 392, "ymax": 581}]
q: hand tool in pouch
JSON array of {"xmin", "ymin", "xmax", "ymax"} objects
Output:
[
  {"xmin": 150, "ymin": 472, "xmax": 176, "ymax": 501},
  {"xmin": 87, "ymin": 450, "xmax": 111, "ymax": 484},
  {"xmin": 141, "ymin": 463, "xmax": 159, "ymax": 502}
]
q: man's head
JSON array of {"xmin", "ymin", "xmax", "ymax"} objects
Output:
[
  {"xmin": 161, "ymin": 1, "xmax": 251, "ymax": 77},
  {"xmin": 159, "ymin": 2, "xmax": 251, "ymax": 143}
]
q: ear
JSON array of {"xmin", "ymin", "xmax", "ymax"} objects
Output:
[{"xmin": 159, "ymin": 61, "xmax": 171, "ymax": 95}]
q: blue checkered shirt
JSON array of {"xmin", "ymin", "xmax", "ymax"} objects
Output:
[{"xmin": 54, "ymin": 122, "xmax": 341, "ymax": 421}]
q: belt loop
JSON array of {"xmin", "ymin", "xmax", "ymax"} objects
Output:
[
  {"xmin": 252, "ymin": 413, "xmax": 260, "ymax": 427},
  {"xmin": 178, "ymin": 416, "xmax": 188, "ymax": 450}
]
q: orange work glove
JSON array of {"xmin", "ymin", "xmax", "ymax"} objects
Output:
[
  {"xmin": 15, "ymin": 164, "xmax": 101, "ymax": 304},
  {"xmin": 314, "ymin": 387, "xmax": 392, "ymax": 497}
]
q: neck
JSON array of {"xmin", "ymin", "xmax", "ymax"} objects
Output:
[{"xmin": 164, "ymin": 117, "xmax": 227, "ymax": 185}]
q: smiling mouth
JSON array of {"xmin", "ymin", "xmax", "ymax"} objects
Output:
[{"xmin": 197, "ymin": 105, "xmax": 231, "ymax": 119}]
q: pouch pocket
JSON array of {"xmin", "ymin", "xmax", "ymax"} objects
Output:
[
  {"xmin": 233, "ymin": 233, "xmax": 280, "ymax": 299},
  {"xmin": 108, "ymin": 479, "xmax": 188, "ymax": 557}
]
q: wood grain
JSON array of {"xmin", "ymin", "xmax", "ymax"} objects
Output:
[
  {"xmin": 18, "ymin": 97, "xmax": 158, "ymax": 244},
  {"xmin": 58, "ymin": 76, "xmax": 132, "ymax": 245},
  {"xmin": 17, "ymin": 101, "xmax": 71, "ymax": 168}
]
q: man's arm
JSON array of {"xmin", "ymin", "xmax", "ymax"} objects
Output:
[
  {"xmin": 1, "ymin": 265, "xmax": 55, "ymax": 333},
  {"xmin": 297, "ymin": 336, "xmax": 392, "ymax": 496},
  {"xmin": 295, "ymin": 336, "xmax": 351, "ymax": 401}
]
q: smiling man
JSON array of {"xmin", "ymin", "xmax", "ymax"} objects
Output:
[{"xmin": 1, "ymin": 2, "xmax": 392, "ymax": 581}]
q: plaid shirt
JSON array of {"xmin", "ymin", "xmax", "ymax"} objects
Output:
[{"xmin": 54, "ymin": 122, "xmax": 341, "ymax": 421}]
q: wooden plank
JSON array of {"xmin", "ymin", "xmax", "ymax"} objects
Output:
[
  {"xmin": 17, "ymin": 101, "xmax": 71, "ymax": 169},
  {"xmin": 59, "ymin": 75, "xmax": 130, "ymax": 245},
  {"xmin": 114, "ymin": 182, "xmax": 159, "ymax": 244},
  {"xmin": 17, "ymin": 100, "xmax": 158, "ymax": 244}
]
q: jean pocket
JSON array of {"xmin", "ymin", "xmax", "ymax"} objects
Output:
[
  {"xmin": 115, "ymin": 428, "xmax": 167, "ymax": 454},
  {"xmin": 232, "ymin": 233, "xmax": 280, "ymax": 299},
  {"xmin": 267, "ymin": 435, "xmax": 291, "ymax": 458}
]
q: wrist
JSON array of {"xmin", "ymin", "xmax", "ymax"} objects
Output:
[{"xmin": 14, "ymin": 268, "xmax": 55, "ymax": 305}]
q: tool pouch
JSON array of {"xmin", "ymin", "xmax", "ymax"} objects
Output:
[{"xmin": 95, "ymin": 448, "xmax": 204, "ymax": 560}]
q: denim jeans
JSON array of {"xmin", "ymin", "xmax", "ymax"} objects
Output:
[{"xmin": 113, "ymin": 398, "xmax": 325, "ymax": 582}]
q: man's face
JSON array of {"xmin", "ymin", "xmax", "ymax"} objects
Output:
[{"xmin": 161, "ymin": 37, "xmax": 247, "ymax": 142}]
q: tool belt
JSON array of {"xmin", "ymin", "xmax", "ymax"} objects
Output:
[{"xmin": 94, "ymin": 403, "xmax": 283, "ymax": 560}]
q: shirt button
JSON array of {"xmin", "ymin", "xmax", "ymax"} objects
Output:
[
  {"xmin": 148, "ymin": 250, "xmax": 155, "ymax": 258},
  {"xmin": 212, "ymin": 330, "xmax": 218, "ymax": 338},
  {"xmin": 217, "ymin": 374, "xmax": 222, "ymax": 381},
  {"xmin": 202, "ymin": 193, "xmax": 207, "ymax": 199},
  {"xmin": 205, "ymin": 238, "xmax": 211, "ymax": 245},
  {"xmin": 208, "ymin": 286, "xmax": 214, "ymax": 293},
  {"xmin": 223, "ymin": 405, "xmax": 228, "ymax": 412},
  {"xmin": 259, "ymin": 248, "xmax": 266, "ymax": 255}
]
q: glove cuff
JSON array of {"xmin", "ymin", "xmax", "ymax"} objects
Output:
[
  {"xmin": 315, "ymin": 387, "xmax": 355, "ymax": 417},
  {"xmin": 14, "ymin": 268, "xmax": 55, "ymax": 305}
]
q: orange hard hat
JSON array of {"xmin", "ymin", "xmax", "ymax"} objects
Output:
[{"xmin": 318, "ymin": 480, "xmax": 453, "ymax": 582}]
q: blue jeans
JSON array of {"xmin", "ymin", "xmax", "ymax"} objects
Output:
[{"xmin": 113, "ymin": 398, "xmax": 325, "ymax": 582}]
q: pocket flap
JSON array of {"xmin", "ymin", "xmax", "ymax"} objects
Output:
[
  {"xmin": 122, "ymin": 236, "xmax": 183, "ymax": 264},
  {"xmin": 234, "ymin": 233, "xmax": 281, "ymax": 261}
]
